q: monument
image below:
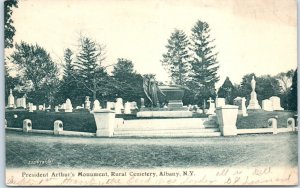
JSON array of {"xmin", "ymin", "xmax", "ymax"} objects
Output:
[
  {"xmin": 85, "ymin": 96, "xmax": 91, "ymax": 110},
  {"xmin": 262, "ymin": 99, "xmax": 273, "ymax": 111},
  {"xmin": 206, "ymin": 97, "xmax": 216, "ymax": 115},
  {"xmin": 269, "ymin": 96, "xmax": 284, "ymax": 110},
  {"xmin": 124, "ymin": 102, "xmax": 131, "ymax": 114},
  {"xmin": 93, "ymin": 100, "xmax": 102, "ymax": 112},
  {"xmin": 137, "ymin": 75, "xmax": 192, "ymax": 117},
  {"xmin": 65, "ymin": 98, "xmax": 73, "ymax": 112},
  {"xmin": 7, "ymin": 89, "xmax": 15, "ymax": 108},
  {"xmin": 247, "ymin": 76, "xmax": 261, "ymax": 110},
  {"xmin": 233, "ymin": 97, "xmax": 248, "ymax": 116}
]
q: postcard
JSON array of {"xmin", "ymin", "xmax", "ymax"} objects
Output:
[{"xmin": 4, "ymin": 0, "xmax": 298, "ymax": 186}]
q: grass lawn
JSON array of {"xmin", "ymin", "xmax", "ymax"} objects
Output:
[
  {"xmin": 5, "ymin": 109, "xmax": 296, "ymax": 133},
  {"xmin": 237, "ymin": 110, "xmax": 296, "ymax": 129},
  {"xmin": 6, "ymin": 130, "xmax": 298, "ymax": 168}
]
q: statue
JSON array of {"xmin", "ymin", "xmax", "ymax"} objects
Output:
[{"xmin": 143, "ymin": 75, "xmax": 165, "ymax": 107}]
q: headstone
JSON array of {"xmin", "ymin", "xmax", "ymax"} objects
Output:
[
  {"xmin": 269, "ymin": 96, "xmax": 284, "ymax": 110},
  {"xmin": 32, "ymin": 105, "xmax": 37, "ymax": 111},
  {"xmin": 233, "ymin": 97, "xmax": 248, "ymax": 116},
  {"xmin": 61, "ymin": 103, "xmax": 66, "ymax": 110},
  {"xmin": 43, "ymin": 103, "xmax": 46, "ymax": 111},
  {"xmin": 55, "ymin": 106, "xmax": 59, "ymax": 112},
  {"xmin": 106, "ymin": 102, "xmax": 115, "ymax": 110},
  {"xmin": 206, "ymin": 97, "xmax": 216, "ymax": 115},
  {"xmin": 28, "ymin": 103, "xmax": 33, "ymax": 112},
  {"xmin": 93, "ymin": 100, "xmax": 101, "ymax": 112},
  {"xmin": 65, "ymin": 98, "xmax": 73, "ymax": 112},
  {"xmin": 116, "ymin": 98, "xmax": 124, "ymax": 109},
  {"xmin": 262, "ymin": 99, "xmax": 273, "ymax": 111},
  {"xmin": 16, "ymin": 97, "xmax": 26, "ymax": 108},
  {"xmin": 124, "ymin": 102, "xmax": 131, "ymax": 114},
  {"xmin": 115, "ymin": 101, "xmax": 122, "ymax": 114},
  {"xmin": 7, "ymin": 89, "xmax": 15, "ymax": 108},
  {"xmin": 85, "ymin": 96, "xmax": 91, "ymax": 110},
  {"xmin": 130, "ymin": 102, "xmax": 138, "ymax": 110},
  {"xmin": 247, "ymin": 76, "xmax": 261, "ymax": 109},
  {"xmin": 38, "ymin": 105, "xmax": 43, "ymax": 111},
  {"xmin": 215, "ymin": 98, "xmax": 226, "ymax": 108},
  {"xmin": 141, "ymin": 98, "xmax": 145, "ymax": 108}
]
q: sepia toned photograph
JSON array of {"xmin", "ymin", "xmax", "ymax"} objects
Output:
[{"xmin": 4, "ymin": 0, "xmax": 298, "ymax": 186}]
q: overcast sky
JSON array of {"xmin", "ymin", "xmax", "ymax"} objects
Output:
[{"xmin": 8, "ymin": 0, "xmax": 297, "ymax": 88}]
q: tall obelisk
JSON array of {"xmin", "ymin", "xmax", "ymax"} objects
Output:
[{"xmin": 247, "ymin": 76, "xmax": 261, "ymax": 110}]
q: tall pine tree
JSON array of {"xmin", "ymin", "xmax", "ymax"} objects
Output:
[
  {"xmin": 187, "ymin": 20, "xmax": 219, "ymax": 105},
  {"xmin": 75, "ymin": 36, "xmax": 110, "ymax": 100},
  {"xmin": 161, "ymin": 29, "xmax": 190, "ymax": 85}
]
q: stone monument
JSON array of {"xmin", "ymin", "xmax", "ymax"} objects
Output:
[
  {"xmin": 93, "ymin": 100, "xmax": 102, "ymax": 112},
  {"xmin": 262, "ymin": 99, "xmax": 273, "ymax": 111},
  {"xmin": 85, "ymin": 96, "xmax": 91, "ymax": 110},
  {"xmin": 269, "ymin": 96, "xmax": 284, "ymax": 110},
  {"xmin": 247, "ymin": 76, "xmax": 261, "ymax": 110},
  {"xmin": 7, "ymin": 89, "xmax": 15, "ymax": 108},
  {"xmin": 233, "ymin": 97, "xmax": 248, "ymax": 116},
  {"xmin": 215, "ymin": 98, "xmax": 226, "ymax": 108},
  {"xmin": 206, "ymin": 97, "xmax": 216, "ymax": 115},
  {"xmin": 65, "ymin": 98, "xmax": 73, "ymax": 112},
  {"xmin": 124, "ymin": 102, "xmax": 131, "ymax": 114}
]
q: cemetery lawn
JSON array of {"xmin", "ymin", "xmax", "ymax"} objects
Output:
[
  {"xmin": 6, "ymin": 130, "xmax": 297, "ymax": 169},
  {"xmin": 6, "ymin": 110, "xmax": 296, "ymax": 133},
  {"xmin": 236, "ymin": 110, "xmax": 296, "ymax": 129}
]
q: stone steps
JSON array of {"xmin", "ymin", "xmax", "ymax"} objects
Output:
[
  {"xmin": 114, "ymin": 129, "xmax": 221, "ymax": 137},
  {"xmin": 118, "ymin": 118, "xmax": 217, "ymax": 130},
  {"xmin": 113, "ymin": 128, "xmax": 221, "ymax": 137}
]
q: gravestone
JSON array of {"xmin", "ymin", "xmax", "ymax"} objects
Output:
[
  {"xmin": 116, "ymin": 98, "xmax": 124, "ymax": 109},
  {"xmin": 262, "ymin": 99, "xmax": 273, "ymax": 111},
  {"xmin": 215, "ymin": 98, "xmax": 226, "ymax": 108},
  {"xmin": 28, "ymin": 103, "xmax": 33, "ymax": 112},
  {"xmin": 130, "ymin": 102, "xmax": 138, "ymax": 110},
  {"xmin": 16, "ymin": 97, "xmax": 26, "ymax": 108},
  {"xmin": 233, "ymin": 97, "xmax": 248, "ymax": 116},
  {"xmin": 206, "ymin": 97, "xmax": 216, "ymax": 115},
  {"xmin": 141, "ymin": 98, "xmax": 145, "ymax": 108},
  {"xmin": 247, "ymin": 76, "xmax": 261, "ymax": 109},
  {"xmin": 93, "ymin": 100, "xmax": 102, "ymax": 112},
  {"xmin": 124, "ymin": 102, "xmax": 131, "ymax": 114},
  {"xmin": 65, "ymin": 98, "xmax": 73, "ymax": 112},
  {"xmin": 85, "ymin": 96, "xmax": 91, "ymax": 110},
  {"xmin": 106, "ymin": 102, "xmax": 115, "ymax": 110},
  {"xmin": 55, "ymin": 106, "xmax": 59, "ymax": 112},
  {"xmin": 269, "ymin": 96, "xmax": 284, "ymax": 110},
  {"xmin": 115, "ymin": 98, "xmax": 124, "ymax": 114},
  {"xmin": 7, "ymin": 89, "xmax": 15, "ymax": 108},
  {"xmin": 38, "ymin": 105, "xmax": 43, "ymax": 111}
]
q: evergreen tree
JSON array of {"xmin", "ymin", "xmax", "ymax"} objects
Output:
[
  {"xmin": 63, "ymin": 48, "xmax": 75, "ymax": 79},
  {"xmin": 288, "ymin": 69, "xmax": 297, "ymax": 111},
  {"xmin": 112, "ymin": 58, "xmax": 144, "ymax": 103},
  {"xmin": 187, "ymin": 20, "xmax": 219, "ymax": 105},
  {"xmin": 217, "ymin": 77, "xmax": 237, "ymax": 104},
  {"xmin": 75, "ymin": 36, "xmax": 110, "ymax": 101},
  {"xmin": 189, "ymin": 20, "xmax": 219, "ymax": 88},
  {"xmin": 161, "ymin": 29, "xmax": 190, "ymax": 85},
  {"xmin": 4, "ymin": 0, "xmax": 18, "ymax": 48}
]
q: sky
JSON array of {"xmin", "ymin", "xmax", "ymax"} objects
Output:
[{"xmin": 7, "ymin": 0, "xmax": 297, "ymax": 88}]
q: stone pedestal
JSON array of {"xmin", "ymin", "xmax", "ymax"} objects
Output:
[
  {"xmin": 247, "ymin": 91, "xmax": 261, "ymax": 109},
  {"xmin": 216, "ymin": 105, "xmax": 239, "ymax": 136},
  {"xmin": 93, "ymin": 110, "xmax": 115, "ymax": 137},
  {"xmin": 23, "ymin": 119, "xmax": 32, "ymax": 132},
  {"xmin": 215, "ymin": 98, "xmax": 226, "ymax": 108},
  {"xmin": 54, "ymin": 120, "xmax": 63, "ymax": 135}
]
